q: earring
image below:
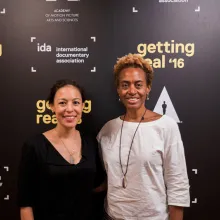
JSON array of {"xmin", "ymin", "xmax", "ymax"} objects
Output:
[
  {"xmin": 119, "ymin": 97, "xmax": 121, "ymax": 101},
  {"xmin": 147, "ymin": 93, "xmax": 150, "ymax": 100}
]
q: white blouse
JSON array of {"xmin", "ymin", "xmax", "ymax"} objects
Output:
[{"xmin": 97, "ymin": 115, "xmax": 190, "ymax": 220}]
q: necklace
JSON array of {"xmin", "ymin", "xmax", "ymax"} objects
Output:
[
  {"xmin": 54, "ymin": 128, "xmax": 78, "ymax": 164},
  {"xmin": 119, "ymin": 108, "xmax": 147, "ymax": 188}
]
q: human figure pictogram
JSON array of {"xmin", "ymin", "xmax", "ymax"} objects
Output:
[{"xmin": 162, "ymin": 101, "xmax": 167, "ymax": 115}]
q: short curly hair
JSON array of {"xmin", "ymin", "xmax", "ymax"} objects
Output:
[{"xmin": 114, "ymin": 53, "xmax": 154, "ymax": 88}]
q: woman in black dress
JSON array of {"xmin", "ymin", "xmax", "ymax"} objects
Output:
[{"xmin": 18, "ymin": 79, "xmax": 104, "ymax": 220}]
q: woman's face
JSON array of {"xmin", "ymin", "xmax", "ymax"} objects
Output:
[
  {"xmin": 117, "ymin": 67, "xmax": 150, "ymax": 110},
  {"xmin": 50, "ymin": 85, "xmax": 84, "ymax": 129}
]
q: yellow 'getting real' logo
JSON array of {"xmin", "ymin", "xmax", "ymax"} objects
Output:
[{"xmin": 0, "ymin": 44, "xmax": 2, "ymax": 56}]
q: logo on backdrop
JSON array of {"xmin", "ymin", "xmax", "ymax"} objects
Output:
[
  {"xmin": 0, "ymin": 44, "xmax": 2, "ymax": 56},
  {"xmin": 0, "ymin": 166, "xmax": 10, "ymax": 201},
  {"xmin": 44, "ymin": 1, "xmax": 80, "ymax": 24},
  {"xmin": 137, "ymin": 40, "xmax": 195, "ymax": 69},
  {"xmin": 30, "ymin": 37, "xmax": 94, "ymax": 71},
  {"xmin": 32, "ymin": 38, "xmax": 90, "ymax": 64},
  {"xmin": 37, "ymin": 43, "xmax": 52, "ymax": 52},
  {"xmin": 36, "ymin": 99, "xmax": 92, "ymax": 125},
  {"xmin": 153, "ymin": 86, "xmax": 181, "ymax": 123},
  {"xmin": 45, "ymin": 0, "xmax": 80, "ymax": 2},
  {"xmin": 159, "ymin": 0, "xmax": 188, "ymax": 3}
]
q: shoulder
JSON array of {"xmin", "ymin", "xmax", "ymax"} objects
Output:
[
  {"xmin": 98, "ymin": 117, "xmax": 120, "ymax": 135},
  {"xmin": 80, "ymin": 132, "xmax": 98, "ymax": 152},
  {"xmin": 101, "ymin": 117, "xmax": 120, "ymax": 130},
  {"xmin": 97, "ymin": 117, "xmax": 120, "ymax": 141},
  {"xmin": 24, "ymin": 134, "xmax": 46, "ymax": 147},
  {"xmin": 144, "ymin": 110, "xmax": 162, "ymax": 122},
  {"xmin": 81, "ymin": 132, "xmax": 97, "ymax": 145},
  {"xmin": 159, "ymin": 115, "xmax": 178, "ymax": 128},
  {"xmin": 156, "ymin": 115, "xmax": 182, "ymax": 142},
  {"xmin": 22, "ymin": 134, "xmax": 47, "ymax": 155},
  {"xmin": 146, "ymin": 114, "xmax": 180, "ymax": 136}
]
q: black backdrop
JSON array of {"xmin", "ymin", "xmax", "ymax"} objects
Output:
[{"xmin": 0, "ymin": 0, "xmax": 220, "ymax": 219}]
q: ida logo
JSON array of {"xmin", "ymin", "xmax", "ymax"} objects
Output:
[
  {"xmin": 0, "ymin": 44, "xmax": 2, "ymax": 56},
  {"xmin": 37, "ymin": 43, "xmax": 52, "ymax": 52}
]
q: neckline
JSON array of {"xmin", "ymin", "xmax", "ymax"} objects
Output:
[
  {"xmin": 41, "ymin": 133, "xmax": 85, "ymax": 165},
  {"xmin": 117, "ymin": 114, "xmax": 165, "ymax": 125}
]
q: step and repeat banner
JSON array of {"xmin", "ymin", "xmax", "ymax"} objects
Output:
[{"xmin": 0, "ymin": 0, "xmax": 220, "ymax": 219}]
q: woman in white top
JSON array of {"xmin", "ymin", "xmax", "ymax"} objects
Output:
[{"xmin": 97, "ymin": 54, "xmax": 190, "ymax": 220}]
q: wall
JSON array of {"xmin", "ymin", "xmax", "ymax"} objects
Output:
[{"xmin": 0, "ymin": 0, "xmax": 220, "ymax": 219}]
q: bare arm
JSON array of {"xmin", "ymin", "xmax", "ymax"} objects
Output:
[
  {"xmin": 20, "ymin": 207, "xmax": 34, "ymax": 220},
  {"xmin": 169, "ymin": 206, "xmax": 183, "ymax": 220}
]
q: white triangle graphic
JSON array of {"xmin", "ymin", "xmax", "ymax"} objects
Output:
[{"xmin": 153, "ymin": 86, "xmax": 181, "ymax": 123}]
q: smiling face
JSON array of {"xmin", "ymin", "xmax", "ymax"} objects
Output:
[
  {"xmin": 117, "ymin": 67, "xmax": 151, "ymax": 110},
  {"xmin": 50, "ymin": 85, "xmax": 84, "ymax": 129}
]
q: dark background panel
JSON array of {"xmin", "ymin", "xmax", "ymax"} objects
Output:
[{"xmin": 0, "ymin": 0, "xmax": 220, "ymax": 219}]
